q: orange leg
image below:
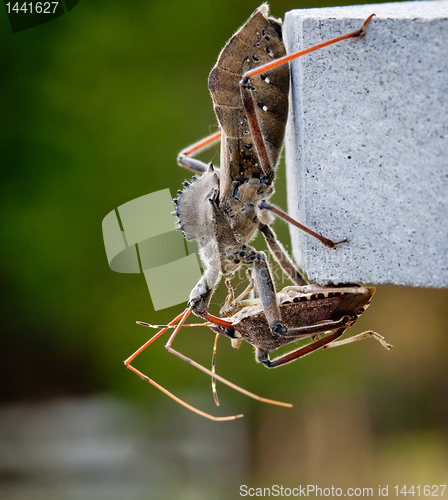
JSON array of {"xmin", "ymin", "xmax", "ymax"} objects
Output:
[
  {"xmin": 177, "ymin": 131, "xmax": 221, "ymax": 173},
  {"xmin": 259, "ymin": 201, "xmax": 347, "ymax": 248},
  {"xmin": 164, "ymin": 308, "xmax": 292, "ymax": 409},
  {"xmin": 242, "ymin": 14, "xmax": 375, "ymax": 82},
  {"xmin": 180, "ymin": 131, "xmax": 221, "ymax": 157},
  {"xmin": 257, "ymin": 328, "xmax": 346, "ymax": 368},
  {"xmin": 126, "ymin": 307, "xmax": 292, "ymax": 421},
  {"xmin": 125, "ymin": 309, "xmax": 237, "ymax": 421}
]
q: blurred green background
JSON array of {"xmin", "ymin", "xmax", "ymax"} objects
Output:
[{"xmin": 1, "ymin": 1, "xmax": 447, "ymax": 498}]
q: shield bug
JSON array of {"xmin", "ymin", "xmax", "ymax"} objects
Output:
[
  {"xmin": 132, "ymin": 282, "xmax": 392, "ymax": 420},
  {"xmin": 208, "ymin": 282, "xmax": 393, "ymax": 368}
]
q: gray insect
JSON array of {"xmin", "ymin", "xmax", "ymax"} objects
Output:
[
  {"xmin": 125, "ymin": 5, "xmax": 377, "ymax": 420},
  {"xmin": 173, "ymin": 4, "xmax": 373, "ymax": 333}
]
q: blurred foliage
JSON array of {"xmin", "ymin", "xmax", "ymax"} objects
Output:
[{"xmin": 1, "ymin": 0, "xmax": 447, "ymax": 493}]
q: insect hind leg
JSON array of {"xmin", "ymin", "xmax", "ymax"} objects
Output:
[
  {"xmin": 164, "ymin": 309, "xmax": 293, "ymax": 409},
  {"xmin": 322, "ymin": 330, "xmax": 394, "ymax": 351},
  {"xmin": 257, "ymin": 328, "xmax": 393, "ymax": 369},
  {"xmin": 257, "ymin": 328, "xmax": 345, "ymax": 368}
]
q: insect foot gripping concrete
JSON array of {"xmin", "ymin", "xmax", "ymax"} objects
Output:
[{"xmin": 125, "ymin": 5, "xmax": 383, "ymax": 420}]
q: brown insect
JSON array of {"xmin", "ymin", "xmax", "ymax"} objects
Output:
[
  {"xmin": 125, "ymin": 5, "xmax": 377, "ymax": 419},
  {"xmin": 209, "ymin": 277, "xmax": 392, "ymax": 368},
  {"xmin": 207, "ymin": 276, "xmax": 392, "ymax": 405},
  {"xmin": 132, "ymin": 280, "xmax": 392, "ymax": 420}
]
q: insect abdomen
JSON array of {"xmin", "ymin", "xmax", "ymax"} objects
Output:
[{"xmin": 208, "ymin": 5, "xmax": 290, "ymax": 186}]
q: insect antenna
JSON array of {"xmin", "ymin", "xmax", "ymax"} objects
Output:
[
  {"xmin": 211, "ymin": 333, "xmax": 220, "ymax": 406},
  {"xmin": 126, "ymin": 309, "xmax": 242, "ymax": 421},
  {"xmin": 136, "ymin": 321, "xmax": 212, "ymax": 328},
  {"xmin": 130, "ymin": 308, "xmax": 293, "ymax": 419}
]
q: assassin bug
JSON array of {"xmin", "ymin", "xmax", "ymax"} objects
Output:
[
  {"xmin": 125, "ymin": 5, "xmax": 377, "ymax": 419},
  {"xmin": 173, "ymin": 4, "xmax": 375, "ymax": 333}
]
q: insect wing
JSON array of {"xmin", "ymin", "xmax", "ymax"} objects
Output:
[{"xmin": 208, "ymin": 5, "xmax": 289, "ymax": 193}]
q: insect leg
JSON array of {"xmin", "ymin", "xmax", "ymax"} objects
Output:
[
  {"xmin": 219, "ymin": 270, "xmax": 256, "ymax": 317},
  {"xmin": 125, "ymin": 309, "xmax": 241, "ymax": 421},
  {"xmin": 249, "ymin": 250, "xmax": 286, "ymax": 335},
  {"xmin": 258, "ymin": 224, "xmax": 308, "ymax": 285},
  {"xmin": 219, "ymin": 278, "xmax": 236, "ymax": 316},
  {"xmin": 257, "ymin": 327, "xmax": 346, "ymax": 368},
  {"xmin": 239, "ymin": 14, "xmax": 375, "ymax": 188},
  {"xmin": 177, "ymin": 131, "xmax": 221, "ymax": 174},
  {"xmin": 259, "ymin": 201, "xmax": 346, "ymax": 249},
  {"xmin": 164, "ymin": 311, "xmax": 293, "ymax": 408},
  {"xmin": 322, "ymin": 330, "xmax": 394, "ymax": 351},
  {"xmin": 234, "ymin": 269, "xmax": 255, "ymax": 302},
  {"xmin": 188, "ymin": 266, "xmax": 221, "ymax": 317},
  {"xmin": 242, "ymin": 14, "xmax": 375, "ymax": 82}
]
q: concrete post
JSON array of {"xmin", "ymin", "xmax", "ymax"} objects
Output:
[{"xmin": 283, "ymin": 1, "xmax": 448, "ymax": 287}]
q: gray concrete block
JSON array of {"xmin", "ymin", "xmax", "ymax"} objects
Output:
[{"xmin": 283, "ymin": 1, "xmax": 448, "ymax": 288}]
